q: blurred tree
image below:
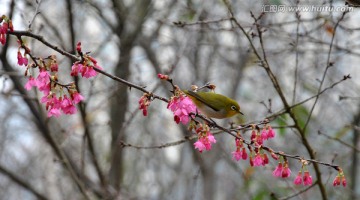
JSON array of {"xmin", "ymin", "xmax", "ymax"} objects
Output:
[{"xmin": 0, "ymin": 0, "xmax": 359, "ymax": 200}]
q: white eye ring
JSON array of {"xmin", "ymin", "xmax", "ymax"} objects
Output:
[{"xmin": 231, "ymin": 105, "xmax": 237, "ymax": 111}]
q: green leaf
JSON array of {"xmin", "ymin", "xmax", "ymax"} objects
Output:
[
  {"xmin": 252, "ymin": 190, "xmax": 268, "ymax": 200},
  {"xmin": 292, "ymin": 105, "xmax": 310, "ymax": 133},
  {"xmin": 273, "ymin": 113, "xmax": 287, "ymax": 136}
]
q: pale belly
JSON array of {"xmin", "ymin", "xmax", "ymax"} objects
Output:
[{"xmin": 197, "ymin": 104, "xmax": 227, "ymax": 119}]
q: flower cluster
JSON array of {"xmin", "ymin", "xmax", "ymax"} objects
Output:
[
  {"xmin": 231, "ymin": 137, "xmax": 247, "ymax": 161},
  {"xmin": 167, "ymin": 89, "xmax": 196, "ymax": 125},
  {"xmin": 24, "ymin": 69, "xmax": 84, "ymax": 117},
  {"xmin": 233, "ymin": 126, "xmax": 278, "ymax": 166},
  {"xmin": 71, "ymin": 42, "xmax": 103, "ymax": 78},
  {"xmin": 192, "ymin": 123, "xmax": 216, "ymax": 153},
  {"xmin": 333, "ymin": 169, "xmax": 346, "ymax": 187},
  {"xmin": 41, "ymin": 90, "xmax": 84, "ymax": 117},
  {"xmin": 293, "ymin": 161, "xmax": 313, "ymax": 186},
  {"xmin": 138, "ymin": 93, "xmax": 151, "ymax": 116},
  {"xmin": 251, "ymin": 150, "xmax": 269, "ymax": 167},
  {"xmin": 250, "ymin": 124, "xmax": 275, "ymax": 146},
  {"xmin": 18, "ymin": 41, "xmax": 94, "ymax": 117},
  {"xmin": 157, "ymin": 73, "xmax": 169, "ymax": 80},
  {"xmin": 17, "ymin": 50, "xmax": 28, "ymax": 66},
  {"xmin": 273, "ymin": 160, "xmax": 292, "ymax": 178},
  {"xmin": 17, "ymin": 41, "xmax": 31, "ymax": 67},
  {"xmin": 25, "ymin": 70, "xmax": 50, "ymax": 92},
  {"xmin": 294, "ymin": 171, "xmax": 313, "ymax": 186},
  {"xmin": 0, "ymin": 15, "xmax": 13, "ymax": 45}
]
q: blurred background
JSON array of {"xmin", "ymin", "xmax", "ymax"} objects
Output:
[{"xmin": 0, "ymin": 0, "xmax": 359, "ymax": 199}]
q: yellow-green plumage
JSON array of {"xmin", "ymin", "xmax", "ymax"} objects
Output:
[{"xmin": 183, "ymin": 90, "xmax": 243, "ymax": 119}]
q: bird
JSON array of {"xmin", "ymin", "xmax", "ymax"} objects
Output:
[{"xmin": 183, "ymin": 90, "xmax": 243, "ymax": 119}]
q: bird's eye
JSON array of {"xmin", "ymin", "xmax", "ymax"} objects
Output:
[{"xmin": 231, "ymin": 105, "xmax": 237, "ymax": 111}]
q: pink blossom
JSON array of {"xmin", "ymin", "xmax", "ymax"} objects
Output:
[
  {"xmin": 194, "ymin": 140, "xmax": 206, "ymax": 152},
  {"xmin": 71, "ymin": 63, "xmax": 81, "ymax": 76},
  {"xmin": 138, "ymin": 94, "xmax": 150, "ymax": 116},
  {"xmin": 167, "ymin": 97, "xmax": 178, "ymax": 110},
  {"xmin": 71, "ymin": 92, "xmax": 84, "ymax": 104},
  {"xmin": 232, "ymin": 149, "xmax": 242, "ymax": 161},
  {"xmin": 262, "ymin": 153, "xmax": 269, "ymax": 165},
  {"xmin": 294, "ymin": 172, "xmax": 302, "ymax": 185},
  {"xmin": 24, "ymin": 76, "xmax": 37, "ymax": 90},
  {"xmin": 232, "ymin": 138, "xmax": 244, "ymax": 161},
  {"xmin": 50, "ymin": 63, "xmax": 58, "ymax": 72},
  {"xmin": 76, "ymin": 42, "xmax": 82, "ymax": 52},
  {"xmin": 241, "ymin": 148, "xmax": 248, "ymax": 160},
  {"xmin": 0, "ymin": 23, "xmax": 8, "ymax": 45},
  {"xmin": 48, "ymin": 107, "xmax": 61, "ymax": 117},
  {"xmin": 194, "ymin": 133, "xmax": 216, "ymax": 152},
  {"xmin": 41, "ymin": 94, "xmax": 80, "ymax": 117},
  {"xmin": 88, "ymin": 56, "xmax": 97, "ymax": 64},
  {"xmin": 81, "ymin": 66, "xmax": 97, "ymax": 78},
  {"xmin": 41, "ymin": 83, "xmax": 50, "ymax": 95},
  {"xmin": 36, "ymin": 71, "xmax": 51, "ymax": 94},
  {"xmin": 0, "ymin": 22, "xmax": 8, "ymax": 34},
  {"xmin": 36, "ymin": 71, "xmax": 50, "ymax": 86},
  {"xmin": 207, "ymin": 134, "xmax": 216, "ymax": 144},
  {"xmin": 249, "ymin": 156, "xmax": 254, "ymax": 166},
  {"xmin": 270, "ymin": 152, "xmax": 279, "ymax": 160},
  {"xmin": 255, "ymin": 135, "xmax": 263, "ymax": 145},
  {"xmin": 250, "ymin": 130, "xmax": 256, "ymax": 141},
  {"xmin": 333, "ymin": 176, "xmax": 341, "ymax": 186},
  {"xmin": 71, "ymin": 43, "xmax": 101, "ymax": 78},
  {"xmin": 303, "ymin": 171, "xmax": 313, "ymax": 186},
  {"xmin": 282, "ymin": 164, "xmax": 292, "ymax": 178},
  {"xmin": 253, "ymin": 153, "xmax": 263, "ymax": 166},
  {"xmin": 168, "ymin": 96, "xmax": 196, "ymax": 124},
  {"xmin": 157, "ymin": 73, "xmax": 169, "ymax": 80},
  {"xmin": 261, "ymin": 129, "xmax": 268, "ymax": 140},
  {"xmin": 17, "ymin": 51, "xmax": 28, "ymax": 66},
  {"xmin": 173, "ymin": 115, "xmax": 180, "ymax": 123},
  {"xmin": 342, "ymin": 177, "xmax": 346, "ymax": 187},
  {"xmin": 273, "ymin": 163, "xmax": 283, "ymax": 177},
  {"xmin": 202, "ymin": 133, "xmax": 216, "ymax": 151},
  {"xmin": 41, "ymin": 95, "xmax": 50, "ymax": 104},
  {"xmin": 235, "ymin": 138, "xmax": 241, "ymax": 147},
  {"xmin": 333, "ymin": 173, "xmax": 347, "ymax": 187},
  {"xmin": 0, "ymin": 33, "xmax": 5, "ymax": 45},
  {"xmin": 61, "ymin": 96, "xmax": 77, "ymax": 114},
  {"xmin": 89, "ymin": 56, "xmax": 103, "ymax": 70},
  {"xmin": 267, "ymin": 126, "xmax": 275, "ymax": 138},
  {"xmin": 46, "ymin": 96, "xmax": 62, "ymax": 117}
]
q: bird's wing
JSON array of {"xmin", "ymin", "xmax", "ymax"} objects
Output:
[{"xmin": 185, "ymin": 90, "xmax": 220, "ymax": 111}]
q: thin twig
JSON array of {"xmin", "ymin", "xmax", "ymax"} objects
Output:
[
  {"xmin": 173, "ymin": 18, "xmax": 230, "ymax": 27},
  {"xmin": 0, "ymin": 165, "xmax": 48, "ymax": 200},
  {"xmin": 8, "ymin": 30, "xmax": 169, "ymax": 104},
  {"xmin": 278, "ymin": 181, "xmax": 318, "ymax": 200},
  {"xmin": 318, "ymin": 130, "xmax": 360, "ymax": 152},
  {"xmin": 28, "ymin": 0, "xmax": 42, "ymax": 30},
  {"xmin": 302, "ymin": 12, "xmax": 348, "ymax": 133},
  {"xmin": 222, "ymin": 1, "xmax": 340, "ymax": 199},
  {"xmin": 267, "ymin": 75, "xmax": 351, "ymax": 120},
  {"xmin": 292, "ymin": 6, "xmax": 301, "ymax": 105}
]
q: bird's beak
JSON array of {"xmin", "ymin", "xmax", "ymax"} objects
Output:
[{"xmin": 238, "ymin": 111, "xmax": 244, "ymax": 115}]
